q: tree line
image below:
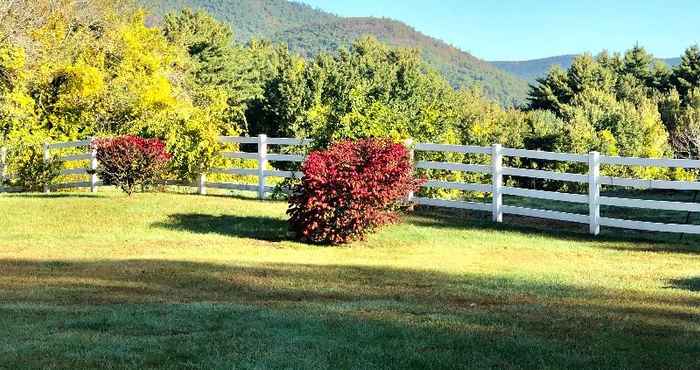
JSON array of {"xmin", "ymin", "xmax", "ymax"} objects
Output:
[{"xmin": 2, "ymin": 1, "xmax": 700, "ymax": 183}]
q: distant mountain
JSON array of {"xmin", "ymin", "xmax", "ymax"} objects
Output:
[
  {"xmin": 490, "ymin": 55, "xmax": 578, "ymax": 83},
  {"xmin": 272, "ymin": 17, "xmax": 530, "ymax": 106},
  {"xmin": 141, "ymin": 0, "xmax": 530, "ymax": 106},
  {"xmin": 664, "ymin": 57, "xmax": 682, "ymax": 67},
  {"xmin": 492, "ymin": 55, "xmax": 682, "ymax": 82}
]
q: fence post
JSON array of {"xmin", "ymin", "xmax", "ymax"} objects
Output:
[
  {"xmin": 43, "ymin": 143, "xmax": 50, "ymax": 194},
  {"xmin": 404, "ymin": 138, "xmax": 415, "ymax": 202},
  {"xmin": 257, "ymin": 134, "xmax": 267, "ymax": 200},
  {"xmin": 198, "ymin": 173, "xmax": 207, "ymax": 195},
  {"xmin": 0, "ymin": 147, "xmax": 6, "ymax": 193},
  {"xmin": 89, "ymin": 138, "xmax": 98, "ymax": 193},
  {"xmin": 588, "ymin": 151, "xmax": 601, "ymax": 235},
  {"xmin": 491, "ymin": 143, "xmax": 503, "ymax": 223}
]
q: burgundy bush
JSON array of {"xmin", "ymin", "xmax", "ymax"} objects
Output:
[
  {"xmin": 92, "ymin": 135, "xmax": 171, "ymax": 196},
  {"xmin": 287, "ymin": 138, "xmax": 423, "ymax": 245}
]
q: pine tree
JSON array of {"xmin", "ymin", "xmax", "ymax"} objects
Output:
[{"xmin": 672, "ymin": 45, "xmax": 700, "ymax": 103}]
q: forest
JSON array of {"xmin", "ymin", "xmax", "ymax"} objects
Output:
[
  {"xmin": 138, "ymin": 0, "xmax": 532, "ymax": 106},
  {"xmin": 2, "ymin": 0, "xmax": 700, "ymax": 183}
]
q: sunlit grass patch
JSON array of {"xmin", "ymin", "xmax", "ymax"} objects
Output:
[{"xmin": 0, "ymin": 192, "xmax": 698, "ymax": 369}]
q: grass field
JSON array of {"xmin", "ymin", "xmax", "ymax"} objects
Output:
[{"xmin": 0, "ymin": 191, "xmax": 699, "ymax": 369}]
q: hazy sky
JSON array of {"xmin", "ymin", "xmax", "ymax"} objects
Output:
[{"xmin": 299, "ymin": 0, "xmax": 700, "ymax": 61}]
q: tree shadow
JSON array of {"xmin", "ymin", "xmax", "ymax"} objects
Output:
[
  {"xmin": 197, "ymin": 192, "xmax": 260, "ymax": 201},
  {"xmin": 667, "ymin": 277, "xmax": 700, "ymax": 292},
  {"xmin": 0, "ymin": 259, "xmax": 698, "ymax": 369},
  {"xmin": 0, "ymin": 193, "xmax": 106, "ymax": 199},
  {"xmin": 411, "ymin": 207, "xmax": 700, "ymax": 255},
  {"xmin": 152, "ymin": 213, "xmax": 290, "ymax": 242}
]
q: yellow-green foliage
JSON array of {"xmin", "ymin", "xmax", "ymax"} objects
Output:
[
  {"xmin": 563, "ymin": 89, "xmax": 673, "ymax": 179},
  {"xmin": 0, "ymin": 44, "xmax": 36, "ymax": 145},
  {"xmin": 258, "ymin": 37, "xmax": 461, "ymax": 148},
  {"xmin": 0, "ymin": 3, "xmax": 240, "ymax": 180},
  {"xmin": 2, "ymin": 2, "xmax": 697, "ymax": 190}
]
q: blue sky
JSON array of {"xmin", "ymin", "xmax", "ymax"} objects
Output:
[{"xmin": 298, "ymin": 0, "xmax": 700, "ymax": 61}]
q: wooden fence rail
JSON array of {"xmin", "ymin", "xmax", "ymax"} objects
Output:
[{"xmin": 2, "ymin": 135, "xmax": 700, "ymax": 236}]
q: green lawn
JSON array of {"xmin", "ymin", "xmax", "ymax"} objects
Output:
[{"xmin": 0, "ymin": 192, "xmax": 698, "ymax": 369}]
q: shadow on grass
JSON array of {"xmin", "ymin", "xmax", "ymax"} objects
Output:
[
  {"xmin": 668, "ymin": 277, "xmax": 700, "ymax": 292},
  {"xmin": 153, "ymin": 206, "xmax": 700, "ymax": 254},
  {"xmin": 412, "ymin": 206, "xmax": 700, "ymax": 255},
  {"xmin": 152, "ymin": 213, "xmax": 290, "ymax": 242},
  {"xmin": 196, "ymin": 192, "xmax": 260, "ymax": 201},
  {"xmin": 0, "ymin": 259, "xmax": 698, "ymax": 369},
  {"xmin": 1, "ymin": 193, "xmax": 106, "ymax": 199}
]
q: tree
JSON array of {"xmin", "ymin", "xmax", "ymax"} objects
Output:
[
  {"xmin": 565, "ymin": 88, "xmax": 670, "ymax": 161},
  {"xmin": 528, "ymin": 65, "xmax": 573, "ymax": 115},
  {"xmin": 255, "ymin": 36, "xmax": 459, "ymax": 147},
  {"xmin": 0, "ymin": 1, "xmax": 234, "ymax": 180},
  {"xmin": 527, "ymin": 46, "xmax": 681, "ymax": 160},
  {"xmin": 672, "ymin": 45, "xmax": 700, "ymax": 103},
  {"xmin": 622, "ymin": 45, "xmax": 654, "ymax": 83},
  {"xmin": 671, "ymin": 88, "xmax": 700, "ymax": 159},
  {"xmin": 567, "ymin": 54, "xmax": 615, "ymax": 96},
  {"xmin": 162, "ymin": 9, "xmax": 285, "ymax": 134},
  {"xmin": 247, "ymin": 45, "xmax": 307, "ymax": 137}
]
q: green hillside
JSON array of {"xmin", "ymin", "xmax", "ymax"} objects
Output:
[
  {"xmin": 273, "ymin": 17, "xmax": 529, "ymax": 107},
  {"xmin": 143, "ymin": 0, "xmax": 336, "ymax": 41},
  {"xmin": 141, "ymin": 0, "xmax": 529, "ymax": 106}
]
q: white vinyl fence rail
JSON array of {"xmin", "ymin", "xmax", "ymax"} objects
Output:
[
  {"xmin": 205, "ymin": 136, "xmax": 700, "ymax": 236},
  {"xmin": 200, "ymin": 135, "xmax": 311, "ymax": 196},
  {"xmin": 0, "ymin": 139, "xmax": 99, "ymax": 193},
  {"xmin": 3, "ymin": 134, "xmax": 700, "ymax": 236},
  {"xmin": 0, "ymin": 147, "xmax": 8, "ymax": 192},
  {"xmin": 44, "ymin": 139, "xmax": 100, "ymax": 193}
]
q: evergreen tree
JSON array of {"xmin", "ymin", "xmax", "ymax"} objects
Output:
[
  {"xmin": 527, "ymin": 66, "xmax": 572, "ymax": 115},
  {"xmin": 622, "ymin": 45, "xmax": 654, "ymax": 83},
  {"xmin": 672, "ymin": 45, "xmax": 700, "ymax": 103}
]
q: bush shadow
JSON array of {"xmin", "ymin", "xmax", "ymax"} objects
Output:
[{"xmin": 152, "ymin": 213, "xmax": 290, "ymax": 242}]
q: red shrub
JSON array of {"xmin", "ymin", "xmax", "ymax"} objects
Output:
[
  {"xmin": 287, "ymin": 138, "xmax": 423, "ymax": 245},
  {"xmin": 92, "ymin": 136, "xmax": 171, "ymax": 195}
]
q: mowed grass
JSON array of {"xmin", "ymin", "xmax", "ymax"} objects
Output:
[{"xmin": 0, "ymin": 192, "xmax": 699, "ymax": 369}]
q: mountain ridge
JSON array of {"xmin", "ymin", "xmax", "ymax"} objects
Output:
[
  {"xmin": 491, "ymin": 54, "xmax": 682, "ymax": 82},
  {"xmin": 271, "ymin": 16, "xmax": 529, "ymax": 106}
]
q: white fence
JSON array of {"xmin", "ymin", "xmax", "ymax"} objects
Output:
[
  {"xmin": 200, "ymin": 135, "xmax": 311, "ymax": 196},
  {"xmin": 3, "ymin": 135, "xmax": 700, "ymax": 236},
  {"xmin": 0, "ymin": 139, "xmax": 99, "ymax": 193},
  {"xmin": 45, "ymin": 139, "xmax": 100, "ymax": 193},
  {"xmin": 205, "ymin": 135, "xmax": 700, "ymax": 236}
]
